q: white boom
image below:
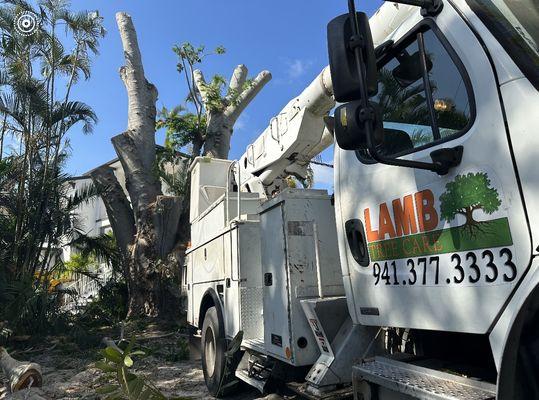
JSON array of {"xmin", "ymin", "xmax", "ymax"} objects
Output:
[
  {"xmin": 237, "ymin": 66, "xmax": 335, "ymax": 196},
  {"xmin": 236, "ymin": 3, "xmax": 416, "ymax": 197}
]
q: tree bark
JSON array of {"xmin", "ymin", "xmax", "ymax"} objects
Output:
[
  {"xmin": 194, "ymin": 66, "xmax": 271, "ymax": 159},
  {"xmin": 91, "ymin": 13, "xmax": 184, "ymax": 318},
  {"xmin": 0, "ymin": 347, "xmax": 42, "ymax": 392},
  {"xmin": 90, "ymin": 165, "xmax": 135, "ymax": 258}
]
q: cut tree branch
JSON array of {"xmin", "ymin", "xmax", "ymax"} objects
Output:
[
  {"xmin": 115, "ymin": 12, "xmax": 162, "ymax": 215},
  {"xmin": 193, "ymin": 69, "xmax": 209, "ymax": 104},
  {"xmin": 226, "ymin": 64, "xmax": 248, "ymax": 100},
  {"xmin": 0, "ymin": 347, "xmax": 42, "ymax": 392},
  {"xmin": 116, "ymin": 12, "xmax": 158, "ymax": 173},
  {"xmin": 225, "ymin": 70, "xmax": 271, "ymax": 122}
]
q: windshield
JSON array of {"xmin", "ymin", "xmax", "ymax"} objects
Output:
[{"xmin": 467, "ymin": 0, "xmax": 539, "ymax": 88}]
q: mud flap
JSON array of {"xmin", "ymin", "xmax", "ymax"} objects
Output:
[
  {"xmin": 217, "ymin": 330, "xmax": 243, "ymax": 395},
  {"xmin": 301, "ymin": 297, "xmax": 380, "ymax": 391}
]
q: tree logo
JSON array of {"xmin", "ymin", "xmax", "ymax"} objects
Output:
[{"xmin": 439, "ymin": 172, "xmax": 501, "ymax": 235}]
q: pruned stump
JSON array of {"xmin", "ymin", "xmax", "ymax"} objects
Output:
[{"xmin": 0, "ymin": 347, "xmax": 42, "ymax": 392}]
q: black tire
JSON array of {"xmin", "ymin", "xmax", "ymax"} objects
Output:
[{"xmin": 201, "ymin": 306, "xmax": 228, "ymax": 397}]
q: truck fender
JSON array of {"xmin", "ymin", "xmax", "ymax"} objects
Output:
[{"xmin": 198, "ymin": 288, "xmax": 225, "ymax": 331}]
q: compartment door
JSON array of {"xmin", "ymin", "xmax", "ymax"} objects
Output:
[{"xmin": 261, "ymin": 204, "xmax": 292, "ymax": 361}]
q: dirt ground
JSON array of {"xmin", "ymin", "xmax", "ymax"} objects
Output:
[{"xmin": 0, "ymin": 325, "xmax": 267, "ymax": 400}]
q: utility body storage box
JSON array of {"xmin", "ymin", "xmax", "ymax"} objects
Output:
[{"xmin": 259, "ymin": 189, "xmax": 344, "ymax": 366}]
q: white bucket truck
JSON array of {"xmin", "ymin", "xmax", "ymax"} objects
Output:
[{"xmin": 185, "ymin": 0, "xmax": 539, "ymax": 398}]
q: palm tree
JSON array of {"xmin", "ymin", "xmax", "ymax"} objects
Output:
[{"xmin": 0, "ymin": 0, "xmax": 106, "ymax": 334}]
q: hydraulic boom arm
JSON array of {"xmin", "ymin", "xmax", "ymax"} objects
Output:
[
  {"xmin": 236, "ymin": 3, "xmax": 417, "ymax": 197},
  {"xmin": 237, "ymin": 67, "xmax": 335, "ymax": 196}
]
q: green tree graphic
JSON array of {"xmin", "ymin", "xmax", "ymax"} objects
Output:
[{"xmin": 440, "ymin": 172, "xmax": 501, "ymax": 233}]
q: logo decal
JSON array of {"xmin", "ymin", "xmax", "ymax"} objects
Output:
[{"xmin": 364, "ymin": 172, "xmax": 513, "ymax": 261}]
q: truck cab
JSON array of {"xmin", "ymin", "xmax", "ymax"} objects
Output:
[
  {"xmin": 186, "ymin": 1, "xmax": 538, "ymax": 398},
  {"xmin": 332, "ymin": 0, "xmax": 538, "ymax": 398}
]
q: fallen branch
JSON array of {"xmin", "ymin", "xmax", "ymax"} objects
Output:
[{"xmin": 101, "ymin": 337, "xmax": 122, "ymax": 353}]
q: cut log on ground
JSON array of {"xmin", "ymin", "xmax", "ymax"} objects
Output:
[{"xmin": 0, "ymin": 347, "xmax": 42, "ymax": 392}]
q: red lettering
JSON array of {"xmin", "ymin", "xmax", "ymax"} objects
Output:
[
  {"xmin": 415, "ymin": 190, "xmax": 439, "ymax": 232},
  {"xmin": 378, "ymin": 203, "xmax": 396, "ymax": 240},
  {"xmin": 392, "ymin": 195, "xmax": 418, "ymax": 237}
]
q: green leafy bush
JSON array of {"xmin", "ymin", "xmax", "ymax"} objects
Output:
[
  {"xmin": 78, "ymin": 281, "xmax": 128, "ymax": 327},
  {"xmin": 95, "ymin": 338, "xmax": 167, "ymax": 400}
]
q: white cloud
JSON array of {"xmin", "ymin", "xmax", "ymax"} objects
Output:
[
  {"xmin": 286, "ymin": 59, "xmax": 312, "ymax": 81},
  {"xmin": 311, "ymin": 163, "xmax": 334, "ymax": 191}
]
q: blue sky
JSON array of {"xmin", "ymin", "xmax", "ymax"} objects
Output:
[{"xmin": 66, "ymin": 0, "xmax": 382, "ymax": 187}]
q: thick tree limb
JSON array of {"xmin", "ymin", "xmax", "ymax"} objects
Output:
[
  {"xmin": 0, "ymin": 347, "xmax": 42, "ymax": 392},
  {"xmin": 90, "ymin": 165, "xmax": 135, "ymax": 256},
  {"xmin": 197, "ymin": 65, "xmax": 272, "ymax": 158},
  {"xmin": 114, "ymin": 12, "xmax": 161, "ymax": 215},
  {"xmin": 225, "ymin": 70, "xmax": 271, "ymax": 122},
  {"xmin": 116, "ymin": 12, "xmax": 158, "ymax": 175},
  {"xmin": 226, "ymin": 64, "xmax": 248, "ymax": 100},
  {"xmin": 152, "ymin": 196, "xmax": 184, "ymax": 259},
  {"xmin": 111, "ymin": 133, "xmax": 161, "ymax": 214},
  {"xmin": 192, "ymin": 69, "xmax": 210, "ymax": 105}
]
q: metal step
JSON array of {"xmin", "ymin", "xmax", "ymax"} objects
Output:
[
  {"xmin": 235, "ymin": 367, "xmax": 267, "ymax": 393},
  {"xmin": 353, "ymin": 357, "xmax": 496, "ymax": 400},
  {"xmin": 234, "ymin": 350, "xmax": 273, "ymax": 393}
]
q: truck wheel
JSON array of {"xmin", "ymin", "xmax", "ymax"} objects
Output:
[{"xmin": 201, "ymin": 306, "xmax": 228, "ymax": 396}]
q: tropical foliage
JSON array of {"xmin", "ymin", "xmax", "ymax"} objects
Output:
[
  {"xmin": 0, "ymin": 0, "xmax": 106, "ymax": 335},
  {"xmin": 96, "ymin": 338, "xmax": 167, "ymax": 400},
  {"xmin": 157, "ymin": 43, "xmax": 227, "ymax": 158}
]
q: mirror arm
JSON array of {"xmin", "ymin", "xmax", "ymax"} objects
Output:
[{"xmin": 384, "ymin": 0, "xmax": 443, "ymax": 16}]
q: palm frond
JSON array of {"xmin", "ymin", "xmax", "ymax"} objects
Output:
[
  {"xmin": 66, "ymin": 181, "xmax": 98, "ymax": 209},
  {"xmin": 50, "ymin": 100, "xmax": 97, "ymax": 132},
  {"xmin": 69, "ymin": 232, "xmax": 121, "ymax": 269}
]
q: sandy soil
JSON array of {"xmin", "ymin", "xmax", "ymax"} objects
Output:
[{"xmin": 0, "ymin": 327, "xmax": 267, "ymax": 400}]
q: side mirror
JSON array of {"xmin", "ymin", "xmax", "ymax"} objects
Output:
[
  {"xmin": 327, "ymin": 12, "xmax": 377, "ymax": 102},
  {"xmin": 334, "ymin": 100, "xmax": 384, "ymax": 150},
  {"xmin": 378, "ymin": 128, "xmax": 414, "ymax": 156}
]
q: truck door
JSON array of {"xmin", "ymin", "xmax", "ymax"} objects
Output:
[{"xmin": 335, "ymin": 5, "xmax": 532, "ymax": 334}]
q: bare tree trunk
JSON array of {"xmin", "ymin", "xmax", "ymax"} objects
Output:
[
  {"xmin": 91, "ymin": 13, "xmax": 183, "ymax": 318},
  {"xmin": 92, "ymin": 14, "xmax": 271, "ymax": 318}
]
